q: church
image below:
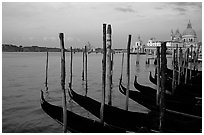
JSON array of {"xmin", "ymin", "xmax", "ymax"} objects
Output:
[{"xmin": 133, "ymin": 20, "xmax": 201, "ymax": 55}]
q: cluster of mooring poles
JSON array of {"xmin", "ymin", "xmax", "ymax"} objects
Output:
[
  {"xmin": 43, "ymin": 23, "xmax": 201, "ymax": 132},
  {"xmin": 170, "ymin": 44, "xmax": 201, "ymax": 94}
]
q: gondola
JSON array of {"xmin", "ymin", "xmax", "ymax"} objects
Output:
[
  {"xmin": 68, "ymin": 86, "xmax": 201, "ymax": 132},
  {"xmin": 134, "ymin": 75, "xmax": 200, "ymax": 100},
  {"xmin": 119, "ymin": 80, "xmax": 202, "ymax": 117},
  {"xmin": 133, "ymin": 75, "xmax": 172, "ymax": 95},
  {"xmin": 67, "ymin": 87, "xmax": 151, "ymax": 132},
  {"xmin": 167, "ymin": 67, "xmax": 202, "ymax": 78},
  {"xmin": 149, "ymin": 72, "xmax": 202, "ymax": 97},
  {"xmin": 149, "ymin": 71, "xmax": 172, "ymax": 88},
  {"xmin": 40, "ymin": 90, "xmax": 127, "ymax": 133},
  {"xmin": 156, "ymin": 67, "xmax": 202, "ymax": 85},
  {"xmin": 149, "ymin": 71, "xmax": 157, "ymax": 85}
]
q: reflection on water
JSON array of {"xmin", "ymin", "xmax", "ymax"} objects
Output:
[{"xmin": 2, "ymin": 52, "xmax": 189, "ymax": 132}]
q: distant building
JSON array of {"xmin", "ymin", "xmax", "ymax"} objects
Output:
[
  {"xmin": 132, "ymin": 35, "xmax": 145, "ymax": 53},
  {"xmin": 145, "ymin": 20, "xmax": 201, "ymax": 54}
]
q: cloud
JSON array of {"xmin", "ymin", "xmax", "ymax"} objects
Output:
[
  {"xmin": 115, "ymin": 6, "xmax": 135, "ymax": 13},
  {"xmin": 162, "ymin": 2, "xmax": 201, "ymax": 16},
  {"xmin": 155, "ymin": 7, "xmax": 164, "ymax": 10},
  {"xmin": 168, "ymin": 2, "xmax": 202, "ymax": 9},
  {"xmin": 173, "ymin": 7, "xmax": 187, "ymax": 15}
]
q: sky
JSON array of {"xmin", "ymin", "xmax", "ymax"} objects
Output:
[{"xmin": 2, "ymin": 2, "xmax": 202, "ymax": 49}]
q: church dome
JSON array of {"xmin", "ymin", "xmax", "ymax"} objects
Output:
[{"xmin": 183, "ymin": 20, "xmax": 196, "ymax": 36}]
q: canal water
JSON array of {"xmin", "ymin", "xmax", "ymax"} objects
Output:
[{"xmin": 2, "ymin": 52, "xmax": 178, "ymax": 132}]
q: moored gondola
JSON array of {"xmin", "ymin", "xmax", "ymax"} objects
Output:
[
  {"xmin": 119, "ymin": 80, "xmax": 202, "ymax": 117},
  {"xmin": 40, "ymin": 90, "xmax": 127, "ymax": 133},
  {"xmin": 67, "ymin": 86, "xmax": 151, "ymax": 132},
  {"xmin": 149, "ymin": 72, "xmax": 202, "ymax": 97},
  {"xmin": 134, "ymin": 75, "xmax": 200, "ymax": 100},
  {"xmin": 134, "ymin": 75, "xmax": 172, "ymax": 95},
  {"xmin": 68, "ymin": 85, "xmax": 201, "ymax": 132}
]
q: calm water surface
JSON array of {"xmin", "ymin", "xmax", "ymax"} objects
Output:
[{"xmin": 3, "ymin": 52, "xmax": 173, "ymax": 133}]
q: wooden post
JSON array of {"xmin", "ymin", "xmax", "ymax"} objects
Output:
[
  {"xmin": 100, "ymin": 23, "xmax": 106, "ymax": 123},
  {"xmin": 182, "ymin": 48, "xmax": 187, "ymax": 76},
  {"xmin": 107, "ymin": 24, "xmax": 112, "ymax": 106},
  {"xmin": 111, "ymin": 51, "xmax": 114, "ymax": 99},
  {"xmin": 172, "ymin": 49, "xmax": 176, "ymax": 94},
  {"xmin": 185, "ymin": 48, "xmax": 189, "ymax": 84},
  {"xmin": 172, "ymin": 47, "xmax": 174, "ymax": 65},
  {"xmin": 136, "ymin": 46, "xmax": 139, "ymax": 64},
  {"xmin": 45, "ymin": 50, "xmax": 49, "ymax": 92},
  {"xmin": 59, "ymin": 33, "xmax": 68, "ymax": 133},
  {"xmin": 195, "ymin": 44, "xmax": 200, "ymax": 71},
  {"xmin": 69, "ymin": 46, "xmax": 73, "ymax": 89},
  {"xmin": 178, "ymin": 47, "xmax": 182, "ymax": 85},
  {"xmin": 85, "ymin": 46, "xmax": 88, "ymax": 96},
  {"xmin": 189, "ymin": 45, "xmax": 193, "ymax": 80},
  {"xmin": 159, "ymin": 42, "xmax": 167, "ymax": 132},
  {"xmin": 82, "ymin": 50, "xmax": 85, "ymax": 81},
  {"xmin": 126, "ymin": 35, "xmax": 131, "ymax": 111},
  {"xmin": 156, "ymin": 47, "xmax": 160, "ymax": 106},
  {"xmin": 120, "ymin": 53, "xmax": 124, "ymax": 80},
  {"xmin": 193, "ymin": 48, "xmax": 197, "ymax": 71},
  {"xmin": 175, "ymin": 44, "xmax": 178, "ymax": 87}
]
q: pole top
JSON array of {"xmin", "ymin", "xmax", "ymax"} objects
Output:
[
  {"xmin": 59, "ymin": 33, "xmax": 64, "ymax": 39},
  {"xmin": 107, "ymin": 24, "xmax": 112, "ymax": 34}
]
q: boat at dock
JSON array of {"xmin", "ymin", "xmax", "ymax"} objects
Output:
[
  {"xmin": 67, "ymin": 86, "xmax": 151, "ymax": 132},
  {"xmin": 68, "ymin": 85, "xmax": 201, "ymax": 132},
  {"xmin": 119, "ymin": 78, "xmax": 202, "ymax": 117},
  {"xmin": 40, "ymin": 90, "xmax": 127, "ymax": 133},
  {"xmin": 149, "ymin": 71, "xmax": 202, "ymax": 94}
]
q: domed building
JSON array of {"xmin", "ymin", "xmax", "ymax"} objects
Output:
[
  {"xmin": 182, "ymin": 20, "xmax": 197, "ymax": 45},
  {"xmin": 170, "ymin": 20, "xmax": 201, "ymax": 51},
  {"xmin": 145, "ymin": 20, "xmax": 201, "ymax": 56}
]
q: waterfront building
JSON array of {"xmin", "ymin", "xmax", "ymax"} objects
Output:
[
  {"xmin": 132, "ymin": 35, "xmax": 145, "ymax": 53},
  {"xmin": 145, "ymin": 20, "xmax": 201, "ymax": 55}
]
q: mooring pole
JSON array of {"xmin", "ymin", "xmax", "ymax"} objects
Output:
[
  {"xmin": 189, "ymin": 45, "xmax": 193, "ymax": 80},
  {"xmin": 195, "ymin": 44, "xmax": 200, "ymax": 71},
  {"xmin": 45, "ymin": 50, "xmax": 49, "ymax": 92},
  {"xmin": 184, "ymin": 48, "xmax": 189, "ymax": 84},
  {"xmin": 159, "ymin": 42, "xmax": 167, "ymax": 132},
  {"xmin": 69, "ymin": 46, "xmax": 73, "ymax": 89},
  {"xmin": 59, "ymin": 33, "xmax": 68, "ymax": 133},
  {"xmin": 156, "ymin": 47, "xmax": 160, "ymax": 106},
  {"xmin": 172, "ymin": 49, "xmax": 176, "ymax": 94},
  {"xmin": 85, "ymin": 45, "xmax": 88, "ymax": 96},
  {"xmin": 175, "ymin": 44, "xmax": 178, "ymax": 87},
  {"xmin": 82, "ymin": 49, "xmax": 85, "ymax": 81},
  {"xmin": 107, "ymin": 24, "xmax": 112, "ymax": 106},
  {"xmin": 111, "ymin": 52, "xmax": 114, "ymax": 87},
  {"xmin": 100, "ymin": 23, "xmax": 106, "ymax": 123},
  {"xmin": 125, "ymin": 35, "xmax": 131, "ymax": 111},
  {"xmin": 178, "ymin": 47, "xmax": 182, "ymax": 85},
  {"xmin": 120, "ymin": 53, "xmax": 124, "ymax": 80},
  {"xmin": 136, "ymin": 46, "xmax": 139, "ymax": 64}
]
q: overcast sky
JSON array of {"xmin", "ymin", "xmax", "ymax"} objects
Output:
[{"xmin": 2, "ymin": 2, "xmax": 202, "ymax": 49}]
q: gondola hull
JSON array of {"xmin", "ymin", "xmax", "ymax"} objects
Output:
[
  {"xmin": 149, "ymin": 72, "xmax": 202, "ymax": 97},
  {"xmin": 68, "ymin": 86, "xmax": 201, "ymax": 132},
  {"xmin": 118, "ymin": 82, "xmax": 201, "ymax": 132},
  {"xmin": 68, "ymin": 87, "xmax": 150, "ymax": 132},
  {"xmin": 40, "ymin": 90, "xmax": 126, "ymax": 133}
]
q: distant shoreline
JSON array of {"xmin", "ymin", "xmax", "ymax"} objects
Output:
[{"xmin": 2, "ymin": 44, "xmax": 126, "ymax": 53}]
